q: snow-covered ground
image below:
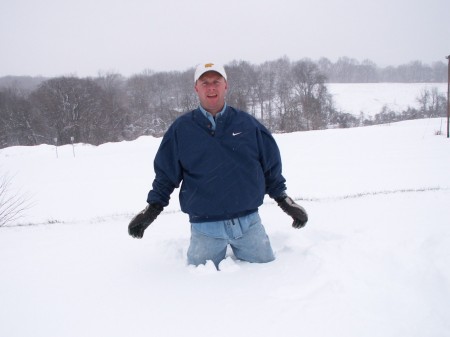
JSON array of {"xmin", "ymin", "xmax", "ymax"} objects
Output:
[
  {"xmin": 1, "ymin": 84, "xmax": 450, "ymax": 337},
  {"xmin": 328, "ymin": 83, "xmax": 447, "ymax": 117}
]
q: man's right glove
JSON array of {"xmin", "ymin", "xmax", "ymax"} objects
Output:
[
  {"xmin": 128, "ymin": 203, "xmax": 163, "ymax": 239},
  {"xmin": 275, "ymin": 195, "xmax": 308, "ymax": 229}
]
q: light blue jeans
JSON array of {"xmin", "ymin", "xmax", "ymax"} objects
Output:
[{"xmin": 187, "ymin": 211, "xmax": 275, "ymax": 268}]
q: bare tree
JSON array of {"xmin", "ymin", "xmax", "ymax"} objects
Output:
[
  {"xmin": 333, "ymin": 57, "xmax": 359, "ymax": 83},
  {"xmin": 288, "ymin": 59, "xmax": 332, "ymax": 131},
  {"xmin": 31, "ymin": 77, "xmax": 108, "ymax": 145},
  {"xmin": 174, "ymin": 69, "xmax": 198, "ymax": 114},
  {"xmin": 416, "ymin": 87, "xmax": 447, "ymax": 118},
  {"xmin": 358, "ymin": 59, "xmax": 379, "ymax": 82},
  {"xmin": 254, "ymin": 61, "xmax": 277, "ymax": 128},
  {"xmin": 226, "ymin": 60, "xmax": 257, "ymax": 113},
  {"xmin": 0, "ymin": 88, "xmax": 40, "ymax": 148},
  {"xmin": 0, "ymin": 173, "xmax": 31, "ymax": 227},
  {"xmin": 272, "ymin": 56, "xmax": 293, "ymax": 130},
  {"xmin": 96, "ymin": 72, "xmax": 128, "ymax": 141},
  {"xmin": 125, "ymin": 71, "xmax": 170, "ymax": 137}
]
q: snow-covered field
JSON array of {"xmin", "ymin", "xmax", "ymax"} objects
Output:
[
  {"xmin": 1, "ymin": 84, "xmax": 450, "ymax": 337},
  {"xmin": 328, "ymin": 82, "xmax": 447, "ymax": 117}
]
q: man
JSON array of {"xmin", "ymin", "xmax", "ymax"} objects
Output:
[{"xmin": 128, "ymin": 62, "xmax": 308, "ymax": 269}]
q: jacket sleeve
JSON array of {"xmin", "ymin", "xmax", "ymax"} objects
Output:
[
  {"xmin": 147, "ymin": 125, "xmax": 183, "ymax": 207},
  {"xmin": 256, "ymin": 123, "xmax": 287, "ymax": 199}
]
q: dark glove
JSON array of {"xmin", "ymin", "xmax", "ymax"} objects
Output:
[
  {"xmin": 275, "ymin": 195, "xmax": 308, "ymax": 229},
  {"xmin": 128, "ymin": 203, "xmax": 163, "ymax": 238}
]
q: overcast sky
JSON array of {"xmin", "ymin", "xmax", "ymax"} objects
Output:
[{"xmin": 1, "ymin": 0, "xmax": 449, "ymax": 78}]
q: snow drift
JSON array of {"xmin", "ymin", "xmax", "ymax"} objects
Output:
[{"xmin": 1, "ymin": 116, "xmax": 449, "ymax": 337}]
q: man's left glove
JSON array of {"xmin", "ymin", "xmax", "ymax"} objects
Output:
[
  {"xmin": 275, "ymin": 195, "xmax": 308, "ymax": 229},
  {"xmin": 128, "ymin": 203, "xmax": 163, "ymax": 239}
]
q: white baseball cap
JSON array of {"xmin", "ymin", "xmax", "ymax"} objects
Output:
[{"xmin": 194, "ymin": 62, "xmax": 227, "ymax": 83}]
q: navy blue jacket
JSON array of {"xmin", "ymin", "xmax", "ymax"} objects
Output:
[{"xmin": 147, "ymin": 106, "xmax": 286, "ymax": 222}]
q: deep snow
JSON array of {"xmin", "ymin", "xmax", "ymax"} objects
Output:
[{"xmin": 1, "ymin": 84, "xmax": 450, "ymax": 337}]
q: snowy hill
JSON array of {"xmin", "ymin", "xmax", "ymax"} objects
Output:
[
  {"xmin": 328, "ymin": 82, "xmax": 447, "ymax": 117},
  {"xmin": 1, "ymin": 118, "xmax": 450, "ymax": 337}
]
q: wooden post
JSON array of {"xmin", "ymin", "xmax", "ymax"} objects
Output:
[{"xmin": 447, "ymin": 55, "xmax": 450, "ymax": 138}]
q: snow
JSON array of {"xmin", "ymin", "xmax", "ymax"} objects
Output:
[
  {"xmin": 1, "ymin": 83, "xmax": 450, "ymax": 337},
  {"xmin": 328, "ymin": 83, "xmax": 448, "ymax": 117}
]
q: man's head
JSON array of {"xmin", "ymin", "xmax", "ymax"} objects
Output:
[{"xmin": 194, "ymin": 62, "xmax": 228, "ymax": 115}]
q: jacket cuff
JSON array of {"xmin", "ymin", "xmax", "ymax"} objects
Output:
[{"xmin": 274, "ymin": 192, "xmax": 288, "ymax": 203}]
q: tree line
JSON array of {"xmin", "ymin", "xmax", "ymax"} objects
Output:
[
  {"xmin": 0, "ymin": 57, "xmax": 447, "ymax": 149},
  {"xmin": 318, "ymin": 57, "xmax": 447, "ymax": 83}
]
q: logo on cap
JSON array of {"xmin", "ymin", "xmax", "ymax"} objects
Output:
[{"xmin": 205, "ymin": 63, "xmax": 214, "ymax": 68}]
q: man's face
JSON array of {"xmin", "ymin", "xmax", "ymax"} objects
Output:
[{"xmin": 195, "ymin": 71, "xmax": 228, "ymax": 115}]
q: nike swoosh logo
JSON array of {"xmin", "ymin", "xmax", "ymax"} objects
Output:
[{"xmin": 232, "ymin": 132, "xmax": 242, "ymax": 136}]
